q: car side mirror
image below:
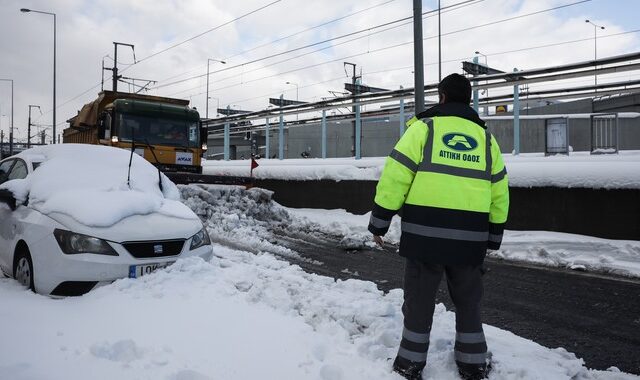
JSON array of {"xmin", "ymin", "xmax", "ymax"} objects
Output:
[{"xmin": 0, "ymin": 189, "xmax": 17, "ymax": 211}]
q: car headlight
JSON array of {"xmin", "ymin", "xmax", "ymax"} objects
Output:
[
  {"xmin": 190, "ymin": 227, "xmax": 211, "ymax": 250},
  {"xmin": 53, "ymin": 229, "xmax": 119, "ymax": 256}
]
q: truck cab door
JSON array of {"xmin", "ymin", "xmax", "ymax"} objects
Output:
[{"xmin": 98, "ymin": 112, "xmax": 113, "ymax": 143}]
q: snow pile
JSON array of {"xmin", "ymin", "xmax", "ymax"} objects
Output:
[
  {"xmin": 0, "ymin": 144, "xmax": 196, "ymax": 227},
  {"xmin": 203, "ymin": 151, "xmax": 640, "ymax": 189},
  {"xmin": 493, "ymin": 231, "xmax": 640, "ymax": 278},
  {"xmin": 0, "ymin": 247, "xmax": 636, "ymax": 379},
  {"xmin": 288, "ymin": 208, "xmax": 640, "ymax": 279},
  {"xmin": 179, "ymin": 184, "xmax": 304, "ymax": 259},
  {"xmin": 179, "ymin": 184, "xmax": 385, "ymax": 254}
]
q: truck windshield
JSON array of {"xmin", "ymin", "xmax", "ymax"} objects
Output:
[{"xmin": 117, "ymin": 113, "xmax": 199, "ymax": 148}]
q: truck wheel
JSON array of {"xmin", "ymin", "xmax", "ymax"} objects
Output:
[{"xmin": 14, "ymin": 246, "xmax": 35, "ymax": 292}]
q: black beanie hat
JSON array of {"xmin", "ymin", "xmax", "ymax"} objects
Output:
[{"xmin": 438, "ymin": 73, "xmax": 472, "ymax": 104}]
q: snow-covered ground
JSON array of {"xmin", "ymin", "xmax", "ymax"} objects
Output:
[
  {"xmin": 1, "ymin": 184, "xmax": 639, "ymax": 379},
  {"xmin": 203, "ymin": 150, "xmax": 640, "ymax": 189},
  {"xmin": 0, "ymin": 250, "xmax": 636, "ymax": 379}
]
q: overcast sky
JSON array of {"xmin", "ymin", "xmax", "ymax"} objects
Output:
[{"xmin": 1, "ymin": 0, "xmax": 639, "ymax": 142}]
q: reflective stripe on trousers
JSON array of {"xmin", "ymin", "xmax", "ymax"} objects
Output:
[
  {"xmin": 455, "ymin": 331, "xmax": 488, "ymax": 365},
  {"xmin": 397, "ymin": 326, "xmax": 430, "ymax": 364}
]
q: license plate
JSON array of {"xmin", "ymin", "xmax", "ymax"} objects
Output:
[{"xmin": 129, "ymin": 262, "xmax": 174, "ymax": 278}]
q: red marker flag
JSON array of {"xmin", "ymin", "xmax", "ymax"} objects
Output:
[{"xmin": 250, "ymin": 157, "xmax": 259, "ymax": 177}]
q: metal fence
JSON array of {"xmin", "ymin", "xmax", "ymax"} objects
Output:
[{"xmin": 590, "ymin": 113, "xmax": 619, "ymax": 154}]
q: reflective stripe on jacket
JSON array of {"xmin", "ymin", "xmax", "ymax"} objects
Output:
[{"xmin": 368, "ymin": 102, "xmax": 509, "ymax": 265}]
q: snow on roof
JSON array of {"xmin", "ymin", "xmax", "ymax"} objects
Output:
[{"xmin": 0, "ymin": 144, "xmax": 197, "ymax": 227}]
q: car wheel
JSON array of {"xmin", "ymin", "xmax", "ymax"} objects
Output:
[{"xmin": 14, "ymin": 247, "xmax": 35, "ymax": 292}]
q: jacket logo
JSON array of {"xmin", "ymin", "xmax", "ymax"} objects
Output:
[{"xmin": 442, "ymin": 133, "xmax": 478, "ymax": 152}]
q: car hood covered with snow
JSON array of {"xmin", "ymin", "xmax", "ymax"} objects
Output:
[{"xmin": 0, "ymin": 144, "xmax": 200, "ymax": 229}]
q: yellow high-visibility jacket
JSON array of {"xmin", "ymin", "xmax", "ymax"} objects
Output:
[{"xmin": 368, "ymin": 102, "xmax": 509, "ymax": 265}]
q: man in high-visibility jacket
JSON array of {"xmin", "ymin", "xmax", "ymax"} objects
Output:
[{"xmin": 368, "ymin": 73, "xmax": 509, "ymax": 380}]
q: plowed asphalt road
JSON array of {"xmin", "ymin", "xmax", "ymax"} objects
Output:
[{"xmin": 272, "ymin": 231, "xmax": 640, "ymax": 375}]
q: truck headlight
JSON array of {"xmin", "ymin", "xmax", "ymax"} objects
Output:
[
  {"xmin": 190, "ymin": 227, "xmax": 211, "ymax": 250},
  {"xmin": 201, "ymin": 143, "xmax": 208, "ymax": 151},
  {"xmin": 53, "ymin": 229, "xmax": 119, "ymax": 256}
]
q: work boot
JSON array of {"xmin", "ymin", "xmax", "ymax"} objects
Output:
[
  {"xmin": 458, "ymin": 362, "xmax": 492, "ymax": 380},
  {"xmin": 392, "ymin": 357, "xmax": 423, "ymax": 380}
]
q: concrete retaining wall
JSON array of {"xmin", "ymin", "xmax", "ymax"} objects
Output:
[{"xmin": 255, "ymin": 179, "xmax": 640, "ymax": 240}]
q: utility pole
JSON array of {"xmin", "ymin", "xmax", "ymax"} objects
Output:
[
  {"xmin": 344, "ymin": 62, "xmax": 359, "ymax": 157},
  {"xmin": 27, "ymin": 105, "xmax": 41, "ymax": 148},
  {"xmin": 438, "ymin": 0, "xmax": 442, "ymax": 82},
  {"xmin": 109, "ymin": 42, "xmax": 135, "ymax": 93},
  {"xmin": 0, "ymin": 79, "xmax": 14, "ymax": 155},
  {"xmin": 413, "ymin": 0, "xmax": 425, "ymax": 115}
]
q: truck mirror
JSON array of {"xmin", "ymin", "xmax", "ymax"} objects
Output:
[
  {"xmin": 98, "ymin": 114, "xmax": 106, "ymax": 139},
  {"xmin": 0, "ymin": 189, "xmax": 17, "ymax": 211},
  {"xmin": 200, "ymin": 127, "xmax": 208, "ymax": 144}
]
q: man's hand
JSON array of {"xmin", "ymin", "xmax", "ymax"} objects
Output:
[{"xmin": 373, "ymin": 235, "xmax": 384, "ymax": 247}]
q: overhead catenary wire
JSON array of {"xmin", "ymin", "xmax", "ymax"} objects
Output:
[
  {"xmin": 151, "ymin": 0, "xmax": 488, "ymax": 91},
  {"xmin": 167, "ymin": 0, "xmax": 597, "ymax": 100},
  {"xmin": 121, "ymin": 0, "xmax": 283, "ymax": 71},
  {"xmin": 162, "ymin": 0, "xmax": 492, "ymax": 98},
  {"xmin": 156, "ymin": 0, "xmax": 398, "ymax": 84}
]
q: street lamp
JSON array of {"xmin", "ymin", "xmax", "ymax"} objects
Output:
[
  {"xmin": 0, "ymin": 79, "xmax": 14, "ymax": 155},
  {"xmin": 21, "ymin": 7, "xmax": 56, "ymax": 144},
  {"xmin": 286, "ymin": 81, "xmax": 299, "ymax": 121},
  {"xmin": 285, "ymin": 81, "xmax": 299, "ymax": 101},
  {"xmin": 474, "ymin": 51, "xmax": 489, "ymax": 115},
  {"xmin": 206, "ymin": 58, "xmax": 226, "ymax": 118},
  {"xmin": 474, "ymin": 51, "xmax": 488, "ymax": 66},
  {"xmin": 28, "ymin": 105, "xmax": 42, "ymax": 148},
  {"xmin": 585, "ymin": 19, "xmax": 605, "ymax": 89}
]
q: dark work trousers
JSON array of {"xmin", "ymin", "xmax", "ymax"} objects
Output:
[{"xmin": 395, "ymin": 258, "xmax": 488, "ymax": 374}]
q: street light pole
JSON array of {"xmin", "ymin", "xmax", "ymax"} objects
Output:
[
  {"xmin": 0, "ymin": 79, "xmax": 14, "ymax": 155},
  {"xmin": 585, "ymin": 19, "xmax": 605, "ymax": 90},
  {"xmin": 206, "ymin": 58, "xmax": 226, "ymax": 119},
  {"xmin": 21, "ymin": 8, "xmax": 56, "ymax": 143}
]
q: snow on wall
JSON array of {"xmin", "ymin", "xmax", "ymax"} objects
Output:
[{"xmin": 203, "ymin": 151, "xmax": 640, "ymax": 189}]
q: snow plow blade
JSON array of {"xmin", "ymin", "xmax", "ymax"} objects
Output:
[{"xmin": 165, "ymin": 172, "xmax": 254, "ymax": 186}]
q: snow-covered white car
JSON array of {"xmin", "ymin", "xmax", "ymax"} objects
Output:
[{"xmin": 0, "ymin": 144, "xmax": 212, "ymax": 296}]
